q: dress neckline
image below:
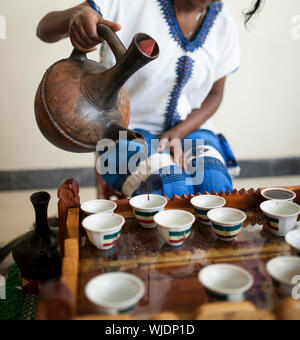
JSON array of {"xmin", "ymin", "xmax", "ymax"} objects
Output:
[{"xmin": 157, "ymin": 0, "xmax": 223, "ymax": 52}]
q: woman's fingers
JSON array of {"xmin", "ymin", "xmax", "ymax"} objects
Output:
[
  {"xmin": 157, "ymin": 138, "xmax": 169, "ymax": 153},
  {"xmin": 70, "ymin": 28, "xmax": 97, "ymax": 52},
  {"xmin": 83, "ymin": 18, "xmax": 103, "ymax": 43},
  {"xmin": 170, "ymin": 139, "xmax": 183, "ymax": 167},
  {"xmin": 69, "ymin": 6, "xmax": 121, "ymax": 52},
  {"xmin": 78, "ymin": 24, "xmax": 98, "ymax": 47},
  {"xmin": 101, "ymin": 18, "xmax": 122, "ymax": 33},
  {"xmin": 158, "ymin": 137, "xmax": 185, "ymax": 169}
]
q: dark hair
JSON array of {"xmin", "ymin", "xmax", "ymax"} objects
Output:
[{"xmin": 245, "ymin": 0, "xmax": 264, "ymax": 24}]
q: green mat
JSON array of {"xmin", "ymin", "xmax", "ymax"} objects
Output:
[{"xmin": 0, "ymin": 264, "xmax": 37, "ymax": 320}]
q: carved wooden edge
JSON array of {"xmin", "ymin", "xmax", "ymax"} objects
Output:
[
  {"xmin": 115, "ymin": 186, "xmax": 300, "ymax": 218},
  {"xmin": 57, "ymin": 178, "xmax": 80, "ymax": 257},
  {"xmin": 194, "ymin": 302, "xmax": 275, "ymax": 320},
  {"xmin": 60, "ymin": 208, "xmax": 80, "ymax": 317}
]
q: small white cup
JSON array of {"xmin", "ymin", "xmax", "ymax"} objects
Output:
[
  {"xmin": 85, "ymin": 272, "xmax": 145, "ymax": 314},
  {"xmin": 190, "ymin": 195, "xmax": 226, "ymax": 226},
  {"xmin": 207, "ymin": 208, "xmax": 247, "ymax": 242},
  {"xmin": 198, "ymin": 264, "xmax": 254, "ymax": 302},
  {"xmin": 129, "ymin": 194, "xmax": 168, "ymax": 229},
  {"xmin": 260, "ymin": 200, "xmax": 300, "ymax": 237},
  {"xmin": 261, "ymin": 188, "xmax": 296, "ymax": 202},
  {"xmin": 267, "ymin": 256, "xmax": 300, "ymax": 298},
  {"xmin": 285, "ymin": 229, "xmax": 300, "ymax": 257},
  {"xmin": 154, "ymin": 210, "xmax": 195, "ymax": 247},
  {"xmin": 82, "ymin": 213, "xmax": 125, "ymax": 250},
  {"xmin": 81, "ymin": 199, "xmax": 117, "ymax": 216}
]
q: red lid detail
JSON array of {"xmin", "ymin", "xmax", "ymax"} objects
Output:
[{"xmin": 138, "ymin": 39, "xmax": 156, "ymax": 56}]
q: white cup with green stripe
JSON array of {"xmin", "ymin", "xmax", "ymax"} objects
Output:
[
  {"xmin": 191, "ymin": 195, "xmax": 226, "ymax": 226},
  {"xmin": 129, "ymin": 194, "xmax": 168, "ymax": 229},
  {"xmin": 154, "ymin": 210, "xmax": 195, "ymax": 246},
  {"xmin": 207, "ymin": 208, "xmax": 247, "ymax": 242},
  {"xmin": 82, "ymin": 213, "xmax": 125, "ymax": 250},
  {"xmin": 260, "ymin": 200, "xmax": 300, "ymax": 237}
]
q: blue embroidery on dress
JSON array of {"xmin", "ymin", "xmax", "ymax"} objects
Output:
[
  {"xmin": 157, "ymin": 0, "xmax": 223, "ymax": 52},
  {"xmin": 88, "ymin": 0, "xmax": 103, "ymax": 16},
  {"xmin": 164, "ymin": 56, "xmax": 195, "ymax": 130}
]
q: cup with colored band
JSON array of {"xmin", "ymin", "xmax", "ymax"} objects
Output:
[
  {"xmin": 199, "ymin": 264, "xmax": 254, "ymax": 302},
  {"xmin": 285, "ymin": 229, "xmax": 300, "ymax": 257},
  {"xmin": 129, "ymin": 194, "xmax": 168, "ymax": 229},
  {"xmin": 207, "ymin": 208, "xmax": 247, "ymax": 242},
  {"xmin": 267, "ymin": 256, "xmax": 300, "ymax": 297},
  {"xmin": 85, "ymin": 272, "xmax": 145, "ymax": 314},
  {"xmin": 190, "ymin": 195, "xmax": 226, "ymax": 226},
  {"xmin": 260, "ymin": 200, "xmax": 300, "ymax": 237},
  {"xmin": 81, "ymin": 199, "xmax": 117, "ymax": 216},
  {"xmin": 82, "ymin": 213, "xmax": 125, "ymax": 250},
  {"xmin": 261, "ymin": 188, "xmax": 296, "ymax": 202},
  {"xmin": 154, "ymin": 209, "xmax": 195, "ymax": 247}
]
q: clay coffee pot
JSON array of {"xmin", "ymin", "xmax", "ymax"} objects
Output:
[
  {"xmin": 12, "ymin": 192, "xmax": 61, "ymax": 295},
  {"xmin": 35, "ymin": 24, "xmax": 159, "ymax": 152}
]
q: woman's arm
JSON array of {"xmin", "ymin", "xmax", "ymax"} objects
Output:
[
  {"xmin": 37, "ymin": 1, "xmax": 121, "ymax": 52},
  {"xmin": 158, "ymin": 77, "xmax": 226, "ymax": 165}
]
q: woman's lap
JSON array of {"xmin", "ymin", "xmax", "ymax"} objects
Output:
[{"xmin": 98, "ymin": 129, "xmax": 233, "ymax": 197}]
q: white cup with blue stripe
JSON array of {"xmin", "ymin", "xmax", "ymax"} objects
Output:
[
  {"xmin": 207, "ymin": 208, "xmax": 247, "ymax": 242},
  {"xmin": 154, "ymin": 210, "xmax": 195, "ymax": 246},
  {"xmin": 260, "ymin": 200, "xmax": 300, "ymax": 237},
  {"xmin": 129, "ymin": 194, "xmax": 168, "ymax": 229},
  {"xmin": 82, "ymin": 213, "xmax": 125, "ymax": 250},
  {"xmin": 191, "ymin": 195, "xmax": 226, "ymax": 226}
]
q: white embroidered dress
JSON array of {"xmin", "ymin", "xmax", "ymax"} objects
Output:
[{"xmin": 89, "ymin": 0, "xmax": 240, "ymax": 135}]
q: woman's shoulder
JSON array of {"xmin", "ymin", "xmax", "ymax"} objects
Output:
[{"xmin": 216, "ymin": 3, "xmax": 238, "ymax": 32}]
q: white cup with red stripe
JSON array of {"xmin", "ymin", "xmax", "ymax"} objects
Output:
[
  {"xmin": 129, "ymin": 194, "xmax": 168, "ymax": 229},
  {"xmin": 154, "ymin": 210, "xmax": 195, "ymax": 246},
  {"xmin": 260, "ymin": 200, "xmax": 300, "ymax": 237},
  {"xmin": 191, "ymin": 195, "xmax": 226, "ymax": 226},
  {"xmin": 82, "ymin": 213, "xmax": 125, "ymax": 250}
]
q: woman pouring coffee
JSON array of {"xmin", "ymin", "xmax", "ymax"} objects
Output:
[{"xmin": 37, "ymin": 0, "xmax": 263, "ymax": 198}]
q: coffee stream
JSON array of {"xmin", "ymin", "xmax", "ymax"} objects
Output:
[{"xmin": 143, "ymin": 140, "xmax": 150, "ymax": 201}]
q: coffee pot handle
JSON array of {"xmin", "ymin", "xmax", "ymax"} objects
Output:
[{"xmin": 70, "ymin": 24, "xmax": 126, "ymax": 62}]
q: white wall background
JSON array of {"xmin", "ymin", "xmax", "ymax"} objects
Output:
[{"xmin": 0, "ymin": 0, "xmax": 299, "ymax": 171}]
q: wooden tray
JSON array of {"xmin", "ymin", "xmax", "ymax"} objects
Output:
[{"xmin": 39, "ymin": 180, "xmax": 300, "ymax": 320}]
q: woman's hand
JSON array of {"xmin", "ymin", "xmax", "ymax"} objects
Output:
[
  {"xmin": 69, "ymin": 6, "xmax": 121, "ymax": 52},
  {"xmin": 157, "ymin": 127, "xmax": 186, "ymax": 169}
]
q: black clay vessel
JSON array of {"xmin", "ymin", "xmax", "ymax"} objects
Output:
[{"xmin": 12, "ymin": 192, "xmax": 61, "ymax": 294}]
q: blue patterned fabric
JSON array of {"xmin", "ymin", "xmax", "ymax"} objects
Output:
[
  {"xmin": 157, "ymin": 0, "xmax": 223, "ymax": 52},
  {"xmin": 164, "ymin": 56, "xmax": 195, "ymax": 130},
  {"xmin": 88, "ymin": 0, "xmax": 102, "ymax": 15},
  {"xmin": 98, "ymin": 129, "xmax": 233, "ymax": 198}
]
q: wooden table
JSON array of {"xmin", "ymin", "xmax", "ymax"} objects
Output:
[{"xmin": 42, "ymin": 181, "xmax": 300, "ymax": 320}]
